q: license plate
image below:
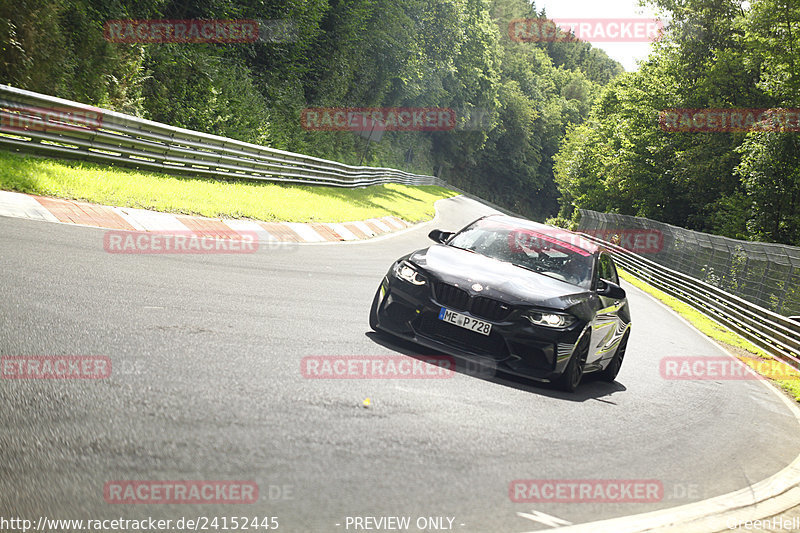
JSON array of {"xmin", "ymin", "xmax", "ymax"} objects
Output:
[{"xmin": 438, "ymin": 307, "xmax": 492, "ymax": 336}]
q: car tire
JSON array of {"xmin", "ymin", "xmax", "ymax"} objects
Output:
[
  {"xmin": 599, "ymin": 330, "xmax": 629, "ymax": 383},
  {"xmin": 556, "ymin": 334, "xmax": 589, "ymax": 392},
  {"xmin": 369, "ymin": 287, "xmax": 381, "ymax": 331}
]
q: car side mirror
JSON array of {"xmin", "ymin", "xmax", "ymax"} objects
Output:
[
  {"xmin": 428, "ymin": 230, "xmax": 454, "ymax": 244},
  {"xmin": 597, "ymin": 279, "xmax": 626, "ymax": 299}
]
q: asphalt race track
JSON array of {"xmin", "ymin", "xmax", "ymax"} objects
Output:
[{"xmin": 1, "ymin": 196, "xmax": 798, "ymax": 532}]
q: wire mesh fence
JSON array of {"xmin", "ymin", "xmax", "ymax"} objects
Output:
[{"xmin": 578, "ymin": 209, "xmax": 800, "ymax": 317}]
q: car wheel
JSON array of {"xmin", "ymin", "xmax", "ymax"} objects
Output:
[
  {"xmin": 369, "ymin": 287, "xmax": 382, "ymax": 331},
  {"xmin": 556, "ymin": 334, "xmax": 589, "ymax": 392},
  {"xmin": 599, "ymin": 330, "xmax": 629, "ymax": 383}
]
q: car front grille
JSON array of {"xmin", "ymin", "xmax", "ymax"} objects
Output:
[
  {"xmin": 433, "ymin": 281, "xmax": 470, "ymax": 311},
  {"xmin": 433, "ymin": 282, "xmax": 512, "ymax": 322},
  {"xmin": 471, "ymin": 296, "xmax": 512, "ymax": 321}
]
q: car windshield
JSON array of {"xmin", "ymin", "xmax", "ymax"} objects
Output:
[{"xmin": 449, "ymin": 219, "xmax": 594, "ymax": 288}]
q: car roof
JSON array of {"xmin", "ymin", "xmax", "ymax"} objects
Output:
[{"xmin": 478, "ymin": 214, "xmax": 601, "ymax": 255}]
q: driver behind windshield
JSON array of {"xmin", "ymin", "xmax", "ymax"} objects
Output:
[{"xmin": 561, "ymin": 255, "xmax": 592, "ymax": 286}]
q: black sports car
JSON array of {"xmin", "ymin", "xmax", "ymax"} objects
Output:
[{"xmin": 369, "ymin": 214, "xmax": 631, "ymax": 391}]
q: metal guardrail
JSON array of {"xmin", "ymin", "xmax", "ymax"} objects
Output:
[
  {"xmin": 0, "ymin": 84, "xmax": 442, "ymax": 188},
  {"xmin": 576, "ymin": 231, "xmax": 800, "ymax": 370}
]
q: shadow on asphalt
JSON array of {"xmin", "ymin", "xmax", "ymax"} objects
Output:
[{"xmin": 365, "ymin": 330, "xmax": 627, "ymax": 403}]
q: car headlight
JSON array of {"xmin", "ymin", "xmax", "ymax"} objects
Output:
[
  {"xmin": 393, "ymin": 261, "xmax": 427, "ymax": 286},
  {"xmin": 525, "ymin": 311, "xmax": 576, "ymax": 328}
]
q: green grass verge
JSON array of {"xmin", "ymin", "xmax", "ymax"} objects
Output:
[
  {"xmin": 0, "ymin": 149, "xmax": 457, "ymax": 223},
  {"xmin": 619, "ymin": 268, "xmax": 800, "ymax": 402}
]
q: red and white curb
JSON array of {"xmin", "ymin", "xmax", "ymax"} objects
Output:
[{"xmin": 0, "ymin": 190, "xmax": 415, "ymax": 243}]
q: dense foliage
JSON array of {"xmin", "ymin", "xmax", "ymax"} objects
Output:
[
  {"xmin": 554, "ymin": 0, "xmax": 800, "ymax": 245},
  {"xmin": 3, "ymin": 0, "xmax": 795, "ymax": 243},
  {"xmin": 0, "ymin": 0, "xmax": 621, "ymax": 220}
]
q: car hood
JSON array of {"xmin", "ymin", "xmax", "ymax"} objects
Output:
[{"xmin": 408, "ymin": 244, "xmax": 592, "ymax": 309}]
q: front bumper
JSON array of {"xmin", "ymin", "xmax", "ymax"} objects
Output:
[{"xmin": 372, "ymin": 275, "xmax": 586, "ymax": 381}]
